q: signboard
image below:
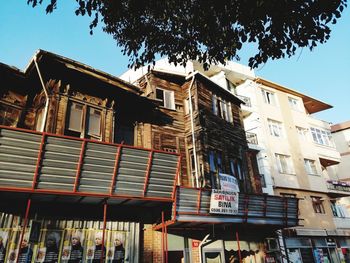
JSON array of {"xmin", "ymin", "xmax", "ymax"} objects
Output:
[
  {"xmin": 209, "ymin": 189, "xmax": 239, "ymax": 215},
  {"xmin": 192, "ymin": 240, "xmax": 200, "ymax": 248},
  {"xmin": 219, "ymin": 173, "xmax": 239, "ymax": 192}
]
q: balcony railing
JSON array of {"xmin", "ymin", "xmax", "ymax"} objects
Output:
[
  {"xmin": 171, "ymin": 187, "xmax": 299, "ymax": 227},
  {"xmin": 236, "ymin": 95, "xmax": 252, "ymax": 107},
  {"xmin": 0, "ymin": 126, "xmax": 180, "ymax": 203},
  {"xmin": 246, "ymin": 132, "xmax": 258, "ymax": 145},
  {"xmin": 327, "ymin": 180, "xmax": 350, "ymax": 197}
]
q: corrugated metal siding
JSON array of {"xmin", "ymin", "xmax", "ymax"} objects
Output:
[
  {"xmin": 174, "ymin": 187, "xmax": 299, "ymax": 226},
  {"xmin": 0, "ymin": 127, "xmax": 179, "ymax": 202}
]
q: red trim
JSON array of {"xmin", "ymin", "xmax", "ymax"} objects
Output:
[
  {"xmin": 32, "ymin": 133, "xmax": 46, "ymax": 189},
  {"xmin": 171, "ymin": 155, "xmax": 182, "ymax": 200},
  {"xmin": 236, "ymin": 231, "xmax": 242, "ymax": 262},
  {"xmin": 101, "ymin": 202, "xmax": 107, "ymax": 263},
  {"xmin": 143, "ymin": 151, "xmax": 153, "ymax": 197},
  {"xmin": 165, "ymin": 221, "xmax": 168, "ymax": 263},
  {"xmin": 110, "ymin": 145, "xmax": 122, "ymax": 195},
  {"xmin": 16, "ymin": 199, "xmax": 31, "ymax": 263},
  {"xmin": 196, "ymin": 189, "xmax": 202, "ymax": 214},
  {"xmin": 74, "ymin": 140, "xmax": 86, "ymax": 192},
  {"xmin": 0, "ymin": 125, "xmax": 179, "ymax": 156},
  {"xmin": 161, "ymin": 211, "xmax": 165, "ymax": 263},
  {"xmin": 0, "ymin": 187, "xmax": 172, "ymax": 202},
  {"xmin": 172, "ymin": 187, "xmax": 178, "ymax": 220}
]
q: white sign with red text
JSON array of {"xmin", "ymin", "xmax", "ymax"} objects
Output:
[
  {"xmin": 209, "ymin": 189, "xmax": 239, "ymax": 215},
  {"xmin": 219, "ymin": 173, "xmax": 240, "ymax": 192}
]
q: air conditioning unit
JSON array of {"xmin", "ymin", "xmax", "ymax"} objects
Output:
[{"xmin": 265, "ymin": 238, "xmax": 280, "ymax": 252}]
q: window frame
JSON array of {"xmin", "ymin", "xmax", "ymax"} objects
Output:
[
  {"xmin": 288, "ymin": 97, "xmax": 302, "ymax": 111},
  {"xmin": 0, "ymin": 101, "xmax": 23, "ymax": 127},
  {"xmin": 310, "ymin": 127, "xmax": 333, "ymax": 147},
  {"xmin": 212, "ymin": 94, "xmax": 234, "ymax": 123},
  {"xmin": 311, "ymin": 196, "xmax": 325, "ymax": 214},
  {"xmin": 268, "ymin": 119, "xmax": 284, "ymax": 138},
  {"xmin": 66, "ymin": 100, "xmax": 103, "ymax": 141},
  {"xmin": 275, "ymin": 153, "xmax": 294, "ymax": 174},
  {"xmin": 304, "ymin": 159, "xmax": 318, "ymax": 175},
  {"xmin": 261, "ymin": 89, "xmax": 276, "ymax": 106},
  {"xmin": 155, "ymin": 87, "xmax": 175, "ymax": 110},
  {"xmin": 296, "ymin": 126, "xmax": 308, "ymax": 141}
]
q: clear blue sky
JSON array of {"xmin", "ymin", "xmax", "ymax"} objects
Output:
[{"xmin": 1, "ymin": 2, "xmax": 349, "ymax": 124}]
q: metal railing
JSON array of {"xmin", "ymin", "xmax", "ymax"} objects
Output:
[
  {"xmin": 246, "ymin": 132, "xmax": 258, "ymax": 145},
  {"xmin": 172, "ymin": 187, "xmax": 299, "ymax": 227},
  {"xmin": 0, "ymin": 126, "xmax": 181, "ymax": 202}
]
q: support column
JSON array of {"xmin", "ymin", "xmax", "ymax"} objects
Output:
[
  {"xmin": 236, "ymin": 231, "xmax": 242, "ymax": 263},
  {"xmin": 16, "ymin": 199, "xmax": 32, "ymax": 263},
  {"xmin": 101, "ymin": 202, "xmax": 107, "ymax": 263}
]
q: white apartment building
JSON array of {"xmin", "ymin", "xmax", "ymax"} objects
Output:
[{"xmin": 121, "ymin": 59, "xmax": 349, "ymax": 263}]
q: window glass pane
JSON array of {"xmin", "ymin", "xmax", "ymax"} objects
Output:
[
  {"xmin": 35, "ymin": 107, "xmax": 45, "ymax": 131},
  {"xmin": 87, "ymin": 108, "xmax": 101, "ymax": 136},
  {"xmin": 0, "ymin": 103, "xmax": 21, "ymax": 127},
  {"xmin": 68, "ymin": 102, "xmax": 83, "ymax": 132},
  {"xmin": 212, "ymin": 95, "xmax": 218, "ymax": 115},
  {"xmin": 209, "ymin": 151, "xmax": 215, "ymax": 172},
  {"xmin": 164, "ymin": 90, "xmax": 175, "ymax": 109},
  {"xmin": 156, "ymin": 88, "xmax": 164, "ymax": 102}
]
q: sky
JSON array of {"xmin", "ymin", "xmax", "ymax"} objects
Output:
[{"xmin": 0, "ymin": 2, "xmax": 349, "ymax": 125}]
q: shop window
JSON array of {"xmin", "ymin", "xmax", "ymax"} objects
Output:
[
  {"xmin": 261, "ymin": 89, "xmax": 276, "ymax": 106},
  {"xmin": 0, "ymin": 103, "xmax": 22, "ymax": 127},
  {"xmin": 275, "ymin": 154, "xmax": 294, "ymax": 174},
  {"xmin": 66, "ymin": 101, "xmax": 102, "ymax": 140},
  {"xmin": 311, "ymin": 196, "xmax": 325, "ymax": 214},
  {"xmin": 156, "ymin": 88, "xmax": 175, "ymax": 110}
]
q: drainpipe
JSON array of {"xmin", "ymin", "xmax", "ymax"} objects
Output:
[
  {"xmin": 198, "ymin": 234, "xmax": 210, "ymax": 263},
  {"xmin": 186, "ymin": 72, "xmax": 199, "ymax": 188},
  {"xmin": 33, "ymin": 53, "xmax": 50, "ymax": 132}
]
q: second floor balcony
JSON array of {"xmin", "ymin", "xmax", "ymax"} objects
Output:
[{"xmin": 0, "ymin": 126, "xmax": 181, "ymax": 205}]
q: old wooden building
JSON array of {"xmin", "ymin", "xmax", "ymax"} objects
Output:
[{"xmin": 0, "ymin": 50, "xmax": 298, "ymax": 263}]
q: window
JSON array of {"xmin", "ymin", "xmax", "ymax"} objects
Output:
[
  {"xmin": 66, "ymin": 101, "xmax": 102, "ymax": 140},
  {"xmin": 156, "ymin": 88, "xmax": 175, "ymax": 110},
  {"xmin": 209, "ymin": 150, "xmax": 223, "ymax": 188},
  {"xmin": 0, "ymin": 103, "xmax": 22, "ymax": 127},
  {"xmin": 275, "ymin": 154, "xmax": 294, "ymax": 174},
  {"xmin": 212, "ymin": 94, "xmax": 233, "ymax": 123},
  {"xmin": 115, "ymin": 123, "xmax": 135, "ymax": 145},
  {"xmin": 261, "ymin": 89, "xmax": 276, "ymax": 105},
  {"xmin": 304, "ymin": 159, "xmax": 318, "ymax": 175},
  {"xmin": 268, "ymin": 119, "xmax": 284, "ymax": 137},
  {"xmin": 288, "ymin": 97, "xmax": 302, "ymax": 111},
  {"xmin": 311, "ymin": 196, "xmax": 325, "ymax": 214},
  {"xmin": 212, "ymin": 95, "xmax": 218, "ymax": 115},
  {"xmin": 230, "ymin": 158, "xmax": 243, "ymax": 180},
  {"xmin": 296, "ymin": 126, "xmax": 308, "ymax": 141},
  {"xmin": 310, "ymin": 127, "xmax": 333, "ymax": 147},
  {"xmin": 260, "ymin": 174, "xmax": 266, "ymax": 188}
]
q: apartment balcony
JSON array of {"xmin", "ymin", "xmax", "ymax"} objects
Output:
[
  {"xmin": 333, "ymin": 217, "xmax": 350, "ymax": 229},
  {"xmin": 154, "ymin": 187, "xmax": 299, "ymax": 238},
  {"xmin": 236, "ymin": 94, "xmax": 252, "ymax": 118},
  {"xmin": 0, "ymin": 126, "xmax": 180, "ymax": 211},
  {"xmin": 327, "ymin": 180, "xmax": 350, "ymax": 197},
  {"xmin": 246, "ymin": 132, "xmax": 258, "ymax": 145}
]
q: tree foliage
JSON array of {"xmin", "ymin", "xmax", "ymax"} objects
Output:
[{"xmin": 27, "ymin": 0, "xmax": 347, "ymax": 69}]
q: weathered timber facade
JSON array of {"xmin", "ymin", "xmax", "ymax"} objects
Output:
[
  {"xmin": 0, "ymin": 50, "xmax": 298, "ymax": 263},
  {"xmin": 135, "ymin": 70, "xmax": 261, "ymax": 193}
]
